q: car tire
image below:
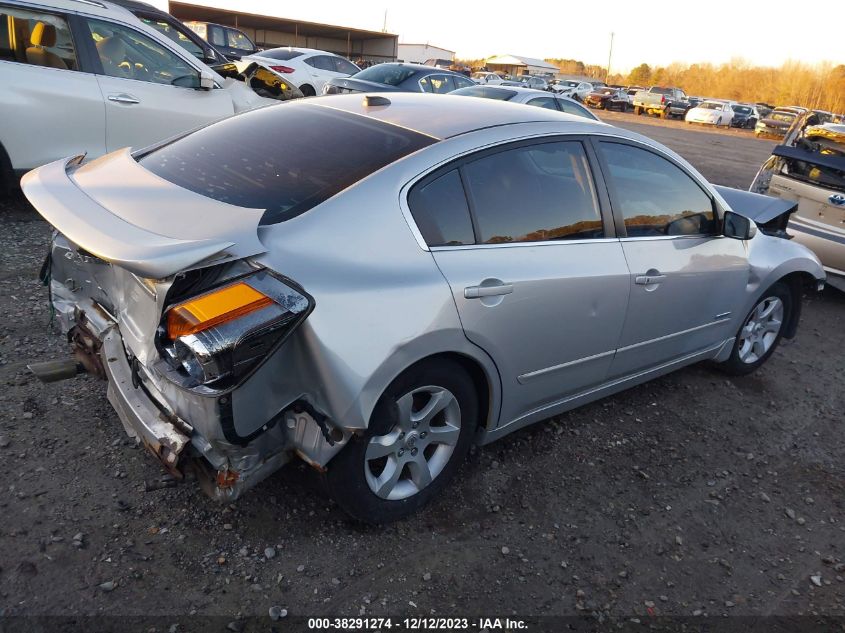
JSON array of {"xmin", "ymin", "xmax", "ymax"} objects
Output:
[
  {"xmin": 634, "ymin": 106, "xmax": 642, "ymax": 115},
  {"xmin": 324, "ymin": 358, "xmax": 478, "ymax": 524},
  {"xmin": 714, "ymin": 282, "xmax": 792, "ymax": 376},
  {"xmin": 0, "ymin": 142, "xmax": 14, "ymax": 199},
  {"xmin": 299, "ymin": 84, "xmax": 316, "ymax": 97}
]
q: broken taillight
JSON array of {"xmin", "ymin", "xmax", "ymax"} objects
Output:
[{"xmin": 270, "ymin": 65, "xmax": 296, "ymax": 74}]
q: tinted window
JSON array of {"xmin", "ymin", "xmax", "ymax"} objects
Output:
[
  {"xmin": 526, "ymin": 97, "xmax": 559, "ymax": 110},
  {"xmin": 0, "ymin": 6, "xmax": 77, "ymax": 70},
  {"xmin": 139, "ymin": 17, "xmax": 203, "ymax": 59},
  {"xmin": 453, "ymin": 75, "xmax": 475, "ymax": 89},
  {"xmin": 451, "ymin": 86, "xmax": 517, "ymax": 100},
  {"xmin": 138, "ymin": 104, "xmax": 435, "ymax": 225},
  {"xmin": 87, "ymin": 19, "xmax": 196, "ymax": 86},
  {"xmin": 420, "ymin": 74, "xmax": 455, "ymax": 94},
  {"xmin": 208, "ymin": 25, "xmax": 225, "ymax": 47},
  {"xmin": 260, "ymin": 48, "xmax": 304, "ymax": 61},
  {"xmin": 557, "ymin": 99, "xmax": 596, "ymax": 120},
  {"xmin": 305, "ymin": 55, "xmax": 335, "ymax": 71},
  {"xmin": 463, "ymin": 142, "xmax": 604, "ymax": 243},
  {"xmin": 600, "ymin": 142, "xmax": 716, "ymax": 237},
  {"xmin": 352, "ymin": 64, "xmax": 418, "ymax": 86},
  {"xmin": 333, "ymin": 57, "xmax": 359, "ymax": 75},
  {"xmin": 408, "ymin": 170, "xmax": 474, "ymax": 246},
  {"xmin": 225, "ymin": 27, "xmax": 254, "ymax": 52}
]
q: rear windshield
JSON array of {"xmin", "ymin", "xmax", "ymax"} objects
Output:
[
  {"xmin": 137, "ymin": 104, "xmax": 435, "ymax": 224},
  {"xmin": 260, "ymin": 48, "xmax": 304, "ymax": 61},
  {"xmin": 352, "ymin": 64, "xmax": 418, "ymax": 86},
  {"xmin": 699, "ymin": 102, "xmax": 724, "ymax": 110},
  {"xmin": 771, "ymin": 111, "xmax": 796, "ymax": 122},
  {"xmin": 451, "ymin": 86, "xmax": 517, "ymax": 100},
  {"xmin": 650, "ymin": 87, "xmax": 673, "ymax": 95}
]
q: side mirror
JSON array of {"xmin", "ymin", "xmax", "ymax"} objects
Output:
[
  {"xmin": 199, "ymin": 70, "xmax": 215, "ymax": 90},
  {"xmin": 723, "ymin": 211, "xmax": 757, "ymax": 240}
]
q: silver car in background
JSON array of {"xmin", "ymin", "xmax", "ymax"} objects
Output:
[{"xmin": 23, "ymin": 94, "xmax": 824, "ymax": 523}]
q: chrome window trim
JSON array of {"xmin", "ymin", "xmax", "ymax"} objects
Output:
[
  {"xmin": 398, "ymin": 129, "xmax": 720, "ymax": 252},
  {"xmin": 430, "ymin": 238, "xmax": 616, "ymax": 252}
]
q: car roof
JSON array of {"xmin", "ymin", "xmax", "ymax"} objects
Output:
[
  {"xmin": 309, "ymin": 92, "xmax": 609, "ymax": 140},
  {"xmin": 256, "ymin": 46, "xmax": 340, "ymax": 56}
]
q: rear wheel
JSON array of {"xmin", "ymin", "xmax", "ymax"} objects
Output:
[
  {"xmin": 324, "ymin": 359, "xmax": 477, "ymax": 523},
  {"xmin": 299, "ymin": 84, "xmax": 316, "ymax": 97},
  {"xmin": 634, "ymin": 106, "xmax": 642, "ymax": 115},
  {"xmin": 715, "ymin": 282, "xmax": 792, "ymax": 375}
]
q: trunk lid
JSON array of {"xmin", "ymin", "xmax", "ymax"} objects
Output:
[{"xmin": 22, "ymin": 149, "xmax": 266, "ymax": 280}]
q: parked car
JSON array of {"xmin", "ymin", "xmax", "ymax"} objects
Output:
[
  {"xmin": 754, "ymin": 107, "xmax": 806, "ymax": 138},
  {"xmin": 109, "ymin": 0, "xmax": 227, "ymax": 65},
  {"xmin": 751, "ymin": 111, "xmax": 845, "ymax": 291},
  {"xmin": 23, "ymin": 93, "xmax": 823, "ymax": 522},
  {"xmin": 632, "ymin": 86, "xmax": 689, "ymax": 118},
  {"xmin": 471, "ymin": 71, "xmax": 505, "ymax": 85},
  {"xmin": 183, "ymin": 21, "xmax": 257, "ymax": 60},
  {"xmin": 685, "ymin": 100, "xmax": 735, "ymax": 127},
  {"xmin": 550, "ymin": 79, "xmax": 593, "ymax": 101},
  {"xmin": 424, "ymin": 58, "xmax": 453, "ymax": 69},
  {"xmin": 584, "ymin": 87, "xmax": 630, "ymax": 111},
  {"xmin": 626, "ymin": 85, "xmax": 645, "ymax": 97},
  {"xmin": 730, "ymin": 104, "xmax": 760, "ymax": 129},
  {"xmin": 0, "ymin": 0, "xmax": 277, "ymax": 193},
  {"xmin": 238, "ymin": 47, "xmax": 359, "ymax": 97},
  {"xmin": 322, "ymin": 62, "xmax": 475, "ymax": 95},
  {"xmin": 503, "ymin": 75, "xmax": 550, "ymax": 91},
  {"xmin": 450, "ymin": 85, "xmax": 599, "ymax": 120}
]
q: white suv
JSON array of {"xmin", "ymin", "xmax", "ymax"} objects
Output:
[
  {"xmin": 0, "ymin": 0, "xmax": 276, "ymax": 191},
  {"xmin": 239, "ymin": 47, "xmax": 360, "ymax": 97}
]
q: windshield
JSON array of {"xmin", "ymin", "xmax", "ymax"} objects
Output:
[
  {"xmin": 733, "ymin": 106, "xmax": 752, "ymax": 115},
  {"xmin": 137, "ymin": 104, "xmax": 435, "ymax": 225},
  {"xmin": 698, "ymin": 102, "xmax": 724, "ymax": 110},
  {"xmin": 451, "ymin": 86, "xmax": 517, "ymax": 100},
  {"xmin": 650, "ymin": 87, "xmax": 674, "ymax": 95},
  {"xmin": 260, "ymin": 48, "xmax": 304, "ymax": 61},
  {"xmin": 139, "ymin": 17, "xmax": 204, "ymax": 59},
  {"xmin": 353, "ymin": 64, "xmax": 418, "ymax": 86},
  {"xmin": 771, "ymin": 111, "xmax": 797, "ymax": 122}
]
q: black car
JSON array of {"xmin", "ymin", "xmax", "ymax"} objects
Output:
[
  {"xmin": 730, "ymin": 105, "xmax": 760, "ymax": 129},
  {"xmin": 183, "ymin": 21, "xmax": 259, "ymax": 60},
  {"xmin": 108, "ymin": 0, "xmax": 228, "ymax": 64},
  {"xmin": 323, "ymin": 63, "xmax": 476, "ymax": 95}
]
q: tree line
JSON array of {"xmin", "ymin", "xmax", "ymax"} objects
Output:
[{"xmin": 460, "ymin": 56, "xmax": 845, "ymax": 112}]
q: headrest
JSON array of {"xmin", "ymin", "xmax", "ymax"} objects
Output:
[
  {"xmin": 30, "ymin": 22, "xmax": 57, "ymax": 48},
  {"xmin": 96, "ymin": 36, "xmax": 126, "ymax": 60}
]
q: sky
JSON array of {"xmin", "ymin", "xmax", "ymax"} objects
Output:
[{"xmin": 165, "ymin": 0, "xmax": 843, "ymax": 72}]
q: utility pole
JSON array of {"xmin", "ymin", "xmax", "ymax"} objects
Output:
[
  {"xmin": 382, "ymin": 9, "xmax": 387, "ymax": 32},
  {"xmin": 605, "ymin": 32, "xmax": 614, "ymax": 84}
]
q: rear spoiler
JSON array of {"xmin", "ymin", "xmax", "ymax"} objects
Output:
[{"xmin": 21, "ymin": 150, "xmax": 266, "ymax": 279}]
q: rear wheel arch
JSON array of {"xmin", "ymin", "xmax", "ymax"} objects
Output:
[
  {"xmin": 299, "ymin": 83, "xmax": 316, "ymax": 97},
  {"xmin": 778, "ymin": 271, "xmax": 816, "ymax": 338}
]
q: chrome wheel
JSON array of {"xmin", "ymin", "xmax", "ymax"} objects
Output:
[
  {"xmin": 364, "ymin": 386, "xmax": 461, "ymax": 500},
  {"xmin": 737, "ymin": 296, "xmax": 784, "ymax": 364}
]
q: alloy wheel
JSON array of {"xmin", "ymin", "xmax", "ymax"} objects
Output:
[
  {"xmin": 364, "ymin": 386, "xmax": 461, "ymax": 500},
  {"xmin": 737, "ymin": 296, "xmax": 784, "ymax": 364}
]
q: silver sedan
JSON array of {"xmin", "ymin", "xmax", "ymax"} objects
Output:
[{"xmin": 23, "ymin": 93, "xmax": 824, "ymax": 523}]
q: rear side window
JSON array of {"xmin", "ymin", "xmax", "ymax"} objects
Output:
[
  {"xmin": 599, "ymin": 142, "xmax": 716, "ymax": 237},
  {"xmin": 0, "ymin": 6, "xmax": 77, "ymax": 70},
  {"xmin": 138, "ymin": 104, "xmax": 436, "ymax": 224},
  {"xmin": 420, "ymin": 74, "xmax": 455, "ymax": 94},
  {"xmin": 408, "ymin": 170, "xmax": 474, "ymax": 246},
  {"xmin": 557, "ymin": 99, "xmax": 596, "ymax": 120},
  {"xmin": 526, "ymin": 96, "xmax": 559, "ymax": 110},
  {"xmin": 463, "ymin": 141, "xmax": 604, "ymax": 243},
  {"xmin": 333, "ymin": 57, "xmax": 359, "ymax": 75}
]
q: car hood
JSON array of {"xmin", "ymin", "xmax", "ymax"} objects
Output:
[
  {"xmin": 21, "ymin": 149, "xmax": 266, "ymax": 279},
  {"xmin": 714, "ymin": 185, "xmax": 798, "ymax": 223},
  {"xmin": 327, "ymin": 77, "xmax": 404, "ymax": 93}
]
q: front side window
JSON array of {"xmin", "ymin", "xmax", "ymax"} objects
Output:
[
  {"xmin": 408, "ymin": 170, "xmax": 475, "ymax": 246},
  {"xmin": 207, "ymin": 25, "xmax": 225, "ymax": 47},
  {"xmin": 557, "ymin": 99, "xmax": 595, "ymax": 120},
  {"xmin": 333, "ymin": 57, "xmax": 359, "ymax": 75},
  {"xmin": 0, "ymin": 6, "xmax": 77, "ymax": 70},
  {"xmin": 87, "ymin": 19, "xmax": 197, "ymax": 86},
  {"xmin": 599, "ymin": 142, "xmax": 716, "ymax": 237},
  {"xmin": 453, "ymin": 75, "xmax": 475, "ymax": 89},
  {"xmin": 462, "ymin": 141, "xmax": 604, "ymax": 243}
]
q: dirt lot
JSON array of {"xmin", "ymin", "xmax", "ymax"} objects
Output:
[{"xmin": 1, "ymin": 115, "xmax": 844, "ymax": 627}]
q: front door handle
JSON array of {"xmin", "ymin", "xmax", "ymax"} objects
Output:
[
  {"xmin": 464, "ymin": 283, "xmax": 513, "ymax": 299},
  {"xmin": 107, "ymin": 93, "xmax": 140, "ymax": 104},
  {"xmin": 635, "ymin": 274, "xmax": 666, "ymax": 285}
]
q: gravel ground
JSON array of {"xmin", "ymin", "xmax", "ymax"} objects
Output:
[{"xmin": 0, "ymin": 121, "xmax": 843, "ymax": 624}]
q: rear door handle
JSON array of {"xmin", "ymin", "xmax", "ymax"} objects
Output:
[
  {"xmin": 107, "ymin": 93, "xmax": 140, "ymax": 104},
  {"xmin": 635, "ymin": 274, "xmax": 666, "ymax": 285},
  {"xmin": 464, "ymin": 284, "xmax": 513, "ymax": 299}
]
